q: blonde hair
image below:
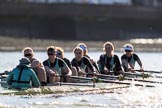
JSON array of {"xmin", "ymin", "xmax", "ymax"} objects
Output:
[
  {"xmin": 56, "ymin": 46, "xmax": 64, "ymax": 55},
  {"xmin": 22, "ymin": 47, "xmax": 34, "ymax": 55},
  {"xmin": 103, "ymin": 41, "xmax": 114, "ymax": 51}
]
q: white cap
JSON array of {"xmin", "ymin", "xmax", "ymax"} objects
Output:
[{"xmin": 123, "ymin": 44, "xmax": 134, "ymax": 51}]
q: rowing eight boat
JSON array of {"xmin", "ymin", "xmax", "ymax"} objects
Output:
[{"xmin": 1, "ymin": 71, "xmax": 162, "ymax": 95}]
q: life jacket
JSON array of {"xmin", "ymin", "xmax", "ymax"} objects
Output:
[{"xmin": 11, "ymin": 65, "xmax": 30, "ymax": 84}]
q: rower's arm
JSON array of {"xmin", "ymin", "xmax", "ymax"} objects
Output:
[
  {"xmin": 61, "ymin": 60, "xmax": 72, "ymax": 76},
  {"xmin": 97, "ymin": 55, "xmax": 105, "ymax": 73},
  {"xmin": 71, "ymin": 59, "xmax": 80, "ymax": 72},
  {"xmin": 114, "ymin": 55, "xmax": 123, "ymax": 72},
  {"xmin": 30, "ymin": 69, "xmax": 40, "ymax": 87},
  {"xmin": 137, "ymin": 59, "xmax": 143, "ymax": 71},
  {"xmin": 93, "ymin": 62, "xmax": 100, "ymax": 73},
  {"xmin": 83, "ymin": 57, "xmax": 96, "ymax": 73},
  {"xmin": 135, "ymin": 54, "xmax": 143, "ymax": 71}
]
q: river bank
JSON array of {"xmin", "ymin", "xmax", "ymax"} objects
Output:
[{"xmin": 0, "ymin": 36, "xmax": 162, "ymax": 52}]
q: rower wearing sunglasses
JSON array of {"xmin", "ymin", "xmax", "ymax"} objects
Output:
[
  {"xmin": 56, "ymin": 47, "xmax": 78, "ymax": 78},
  {"xmin": 22, "ymin": 47, "xmax": 47, "ymax": 86},
  {"xmin": 56, "ymin": 47, "xmax": 72, "ymax": 69},
  {"xmin": 43, "ymin": 46, "xmax": 72, "ymax": 83},
  {"xmin": 121, "ymin": 44, "xmax": 144, "ymax": 72}
]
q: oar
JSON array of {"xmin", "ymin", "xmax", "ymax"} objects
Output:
[
  {"xmin": 96, "ymin": 74, "xmax": 162, "ymax": 84},
  {"xmin": 88, "ymin": 72, "xmax": 148, "ymax": 79},
  {"xmin": 70, "ymin": 76, "xmax": 96, "ymax": 87},
  {"xmin": 47, "ymin": 82, "xmax": 95, "ymax": 87},
  {"xmin": 87, "ymin": 72, "xmax": 147, "ymax": 78},
  {"xmin": 70, "ymin": 76, "xmax": 156, "ymax": 87},
  {"xmin": 0, "ymin": 71, "xmax": 10, "ymax": 76},
  {"xmin": 87, "ymin": 73, "xmax": 120, "ymax": 79},
  {"xmin": 0, "ymin": 73, "xmax": 6, "ymax": 76},
  {"xmin": 99, "ymin": 79, "xmax": 155, "ymax": 87},
  {"xmin": 124, "ymin": 72, "xmax": 162, "ymax": 78},
  {"xmin": 0, "ymin": 75, "xmax": 8, "ymax": 79},
  {"xmin": 129, "ymin": 78, "xmax": 162, "ymax": 84},
  {"xmin": 104, "ymin": 71, "xmax": 161, "ymax": 78},
  {"xmin": 87, "ymin": 72, "xmax": 149, "ymax": 80},
  {"xmin": 0, "ymin": 81, "xmax": 7, "ymax": 84},
  {"xmin": 121, "ymin": 76, "xmax": 162, "ymax": 84},
  {"xmin": 134, "ymin": 69, "xmax": 162, "ymax": 74},
  {"xmin": 87, "ymin": 71, "xmax": 151, "ymax": 79},
  {"xmin": 123, "ymin": 72, "xmax": 148, "ymax": 78},
  {"xmin": 97, "ymin": 74, "xmax": 120, "ymax": 79}
]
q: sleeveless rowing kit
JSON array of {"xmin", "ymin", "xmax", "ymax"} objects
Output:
[{"xmin": 98, "ymin": 54, "xmax": 122, "ymax": 75}]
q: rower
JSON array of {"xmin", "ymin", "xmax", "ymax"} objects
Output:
[
  {"xmin": 77, "ymin": 43, "xmax": 100, "ymax": 74},
  {"xmin": 97, "ymin": 41, "xmax": 123, "ymax": 75},
  {"xmin": 121, "ymin": 44, "xmax": 144, "ymax": 72},
  {"xmin": 43, "ymin": 46, "xmax": 72, "ymax": 84},
  {"xmin": 22, "ymin": 47, "xmax": 47, "ymax": 86},
  {"xmin": 71, "ymin": 47, "xmax": 97, "ymax": 77},
  {"xmin": 56, "ymin": 46, "xmax": 77, "ymax": 81}
]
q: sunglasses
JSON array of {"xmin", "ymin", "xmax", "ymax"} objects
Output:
[
  {"xmin": 24, "ymin": 54, "xmax": 32, "ymax": 57},
  {"xmin": 75, "ymin": 52, "xmax": 82, "ymax": 55},
  {"xmin": 48, "ymin": 52, "xmax": 55, "ymax": 56},
  {"xmin": 57, "ymin": 52, "xmax": 62, "ymax": 56},
  {"xmin": 105, "ymin": 47, "xmax": 112, "ymax": 50},
  {"xmin": 125, "ymin": 50, "xmax": 132, "ymax": 52}
]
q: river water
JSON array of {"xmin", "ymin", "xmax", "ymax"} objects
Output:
[{"xmin": 0, "ymin": 51, "xmax": 162, "ymax": 108}]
